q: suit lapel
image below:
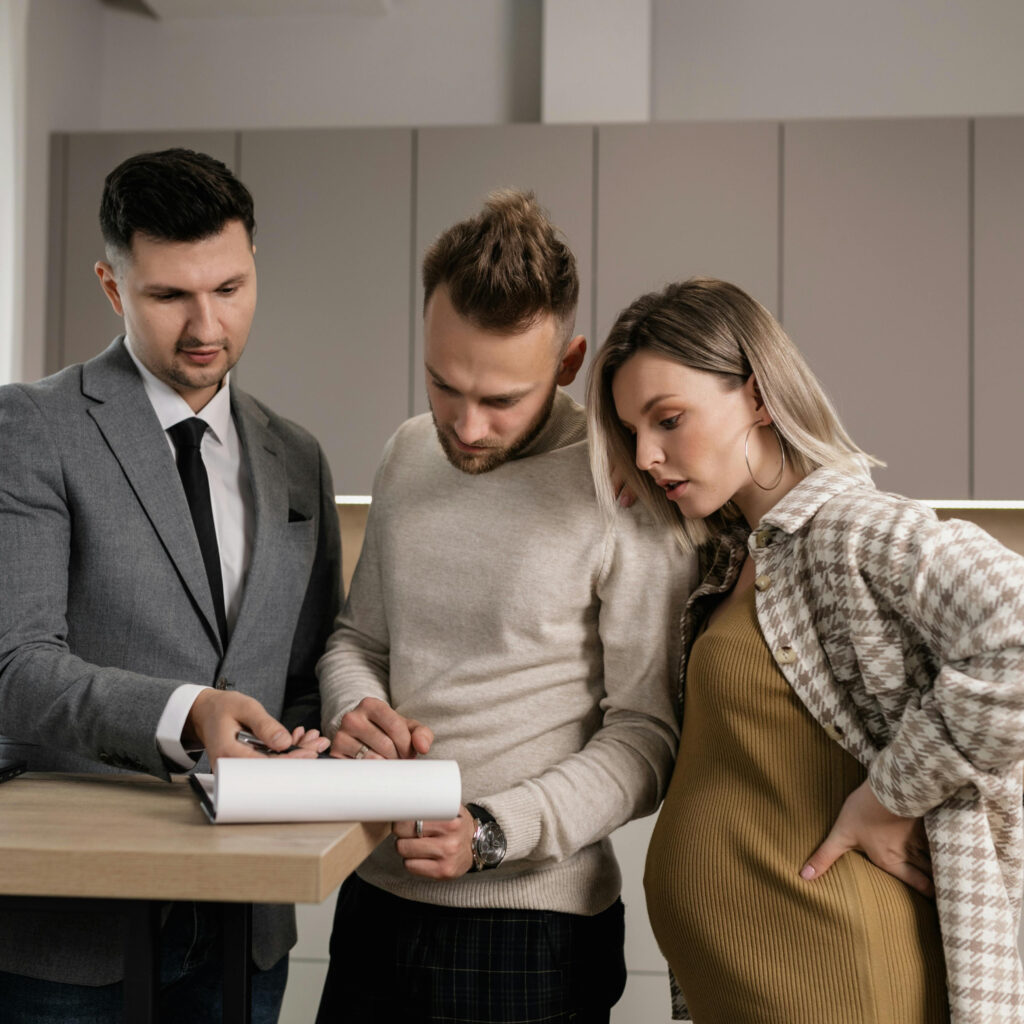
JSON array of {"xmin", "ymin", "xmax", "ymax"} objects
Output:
[
  {"xmin": 230, "ymin": 388, "xmax": 289, "ymax": 648},
  {"xmin": 83, "ymin": 339, "xmax": 224, "ymax": 652}
]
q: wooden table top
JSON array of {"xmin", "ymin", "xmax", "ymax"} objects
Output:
[{"xmin": 0, "ymin": 772, "xmax": 388, "ymax": 904}]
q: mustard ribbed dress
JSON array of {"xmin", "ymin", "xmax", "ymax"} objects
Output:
[{"xmin": 645, "ymin": 588, "xmax": 948, "ymax": 1023}]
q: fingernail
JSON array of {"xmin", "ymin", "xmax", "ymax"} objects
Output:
[{"xmin": 800, "ymin": 865, "xmax": 816, "ymax": 880}]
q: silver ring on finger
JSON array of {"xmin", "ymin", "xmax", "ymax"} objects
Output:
[
  {"xmin": 415, "ymin": 819, "xmax": 424, "ymax": 838},
  {"xmin": 354, "ymin": 743, "xmax": 369, "ymax": 760}
]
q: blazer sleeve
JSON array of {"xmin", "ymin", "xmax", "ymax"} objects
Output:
[
  {"xmin": 0, "ymin": 384, "xmax": 186, "ymax": 777},
  {"xmin": 862, "ymin": 506, "xmax": 1024, "ymax": 817}
]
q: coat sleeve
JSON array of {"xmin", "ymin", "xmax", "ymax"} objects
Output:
[{"xmin": 861, "ymin": 505, "xmax": 1024, "ymax": 817}]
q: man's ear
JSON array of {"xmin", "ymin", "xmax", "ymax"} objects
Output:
[
  {"xmin": 556, "ymin": 335, "xmax": 587, "ymax": 386},
  {"xmin": 95, "ymin": 261, "xmax": 125, "ymax": 317}
]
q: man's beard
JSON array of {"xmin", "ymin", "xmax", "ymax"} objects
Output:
[{"xmin": 431, "ymin": 382, "xmax": 558, "ymax": 475}]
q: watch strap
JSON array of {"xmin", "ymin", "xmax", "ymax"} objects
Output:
[
  {"xmin": 466, "ymin": 802, "xmax": 504, "ymax": 871},
  {"xmin": 466, "ymin": 802, "xmax": 495, "ymax": 826}
]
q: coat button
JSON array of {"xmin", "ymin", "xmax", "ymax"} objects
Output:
[
  {"xmin": 755, "ymin": 529, "xmax": 772, "ymax": 548},
  {"xmin": 822, "ymin": 722, "xmax": 844, "ymax": 742},
  {"xmin": 754, "ymin": 574, "xmax": 772, "ymax": 591},
  {"xmin": 215, "ymin": 677, "xmax": 233, "ymax": 690},
  {"xmin": 774, "ymin": 646, "xmax": 796, "ymax": 665}
]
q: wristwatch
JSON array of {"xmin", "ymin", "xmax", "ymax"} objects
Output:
[{"xmin": 466, "ymin": 803, "xmax": 506, "ymax": 871}]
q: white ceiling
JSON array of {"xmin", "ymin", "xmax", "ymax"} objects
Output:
[{"xmin": 143, "ymin": 0, "xmax": 391, "ymax": 17}]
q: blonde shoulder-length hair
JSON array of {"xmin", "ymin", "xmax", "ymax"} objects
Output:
[{"xmin": 587, "ymin": 277, "xmax": 880, "ymax": 550}]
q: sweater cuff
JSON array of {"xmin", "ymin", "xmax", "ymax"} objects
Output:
[{"xmin": 477, "ymin": 785, "xmax": 543, "ymax": 862}]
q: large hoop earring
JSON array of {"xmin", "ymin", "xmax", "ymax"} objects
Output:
[{"xmin": 745, "ymin": 421, "xmax": 786, "ymax": 491}]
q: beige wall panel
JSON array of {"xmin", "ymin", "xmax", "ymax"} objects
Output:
[
  {"xmin": 54, "ymin": 132, "xmax": 237, "ymax": 373},
  {"xmin": 974, "ymin": 118, "xmax": 1024, "ymax": 498},
  {"xmin": 610, "ymin": 813, "xmax": 667, "ymax": 972},
  {"xmin": 611, "ymin": 970, "xmax": 674, "ymax": 1023},
  {"xmin": 596, "ymin": 122, "xmax": 779, "ymax": 343},
  {"xmin": 783, "ymin": 119, "xmax": 969, "ymax": 498},
  {"xmin": 415, "ymin": 125, "xmax": 594, "ymax": 411},
  {"xmin": 237, "ymin": 129, "xmax": 413, "ymax": 495}
]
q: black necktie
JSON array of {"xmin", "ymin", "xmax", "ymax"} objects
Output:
[{"xmin": 167, "ymin": 417, "xmax": 228, "ymax": 646}]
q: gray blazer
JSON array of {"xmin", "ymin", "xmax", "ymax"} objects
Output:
[{"xmin": 0, "ymin": 337, "xmax": 342, "ymax": 984}]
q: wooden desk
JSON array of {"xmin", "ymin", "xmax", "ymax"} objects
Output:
[{"xmin": 0, "ymin": 772, "xmax": 389, "ymax": 1022}]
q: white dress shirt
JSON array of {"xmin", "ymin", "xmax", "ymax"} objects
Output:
[{"xmin": 124, "ymin": 337, "xmax": 255, "ymax": 767}]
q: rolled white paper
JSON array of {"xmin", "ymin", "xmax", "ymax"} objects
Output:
[{"xmin": 199, "ymin": 758, "xmax": 462, "ymax": 824}]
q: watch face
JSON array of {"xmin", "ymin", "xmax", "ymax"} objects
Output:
[{"xmin": 477, "ymin": 821, "xmax": 506, "ymax": 866}]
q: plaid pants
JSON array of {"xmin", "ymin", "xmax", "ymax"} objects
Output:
[{"xmin": 316, "ymin": 875, "xmax": 627, "ymax": 1023}]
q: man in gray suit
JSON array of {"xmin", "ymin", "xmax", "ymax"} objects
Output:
[{"xmin": 0, "ymin": 149, "xmax": 341, "ymax": 1022}]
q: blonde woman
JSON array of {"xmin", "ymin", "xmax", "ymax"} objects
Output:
[{"xmin": 588, "ymin": 277, "xmax": 1024, "ymax": 1024}]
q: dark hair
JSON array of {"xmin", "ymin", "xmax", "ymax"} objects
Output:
[
  {"xmin": 99, "ymin": 148, "xmax": 255, "ymax": 260},
  {"xmin": 422, "ymin": 189, "xmax": 578, "ymax": 340}
]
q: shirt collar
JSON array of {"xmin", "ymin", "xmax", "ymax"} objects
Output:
[
  {"xmin": 758, "ymin": 465, "xmax": 873, "ymax": 535},
  {"xmin": 124, "ymin": 336, "xmax": 233, "ymax": 443},
  {"xmin": 695, "ymin": 467, "xmax": 874, "ymax": 596}
]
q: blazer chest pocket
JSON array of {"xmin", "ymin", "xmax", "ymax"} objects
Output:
[{"xmin": 820, "ymin": 625, "xmax": 905, "ymax": 697}]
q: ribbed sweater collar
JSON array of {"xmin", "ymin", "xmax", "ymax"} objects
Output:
[{"xmin": 513, "ymin": 389, "xmax": 587, "ymax": 461}]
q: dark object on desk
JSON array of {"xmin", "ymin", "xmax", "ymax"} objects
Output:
[{"xmin": 0, "ymin": 759, "xmax": 27, "ymax": 784}]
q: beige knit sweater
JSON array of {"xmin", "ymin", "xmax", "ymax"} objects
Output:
[{"xmin": 318, "ymin": 391, "xmax": 696, "ymax": 914}]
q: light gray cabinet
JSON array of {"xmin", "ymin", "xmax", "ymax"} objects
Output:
[
  {"xmin": 782, "ymin": 119, "xmax": 970, "ymax": 498},
  {"xmin": 50, "ymin": 131, "xmax": 237, "ymax": 373},
  {"xmin": 595, "ymin": 122, "xmax": 779, "ymax": 343},
  {"xmin": 414, "ymin": 124, "xmax": 594, "ymax": 410},
  {"xmin": 49, "ymin": 118, "xmax": 1001, "ymax": 504},
  {"xmin": 974, "ymin": 117, "xmax": 1024, "ymax": 498},
  {"xmin": 237, "ymin": 129, "xmax": 413, "ymax": 494}
]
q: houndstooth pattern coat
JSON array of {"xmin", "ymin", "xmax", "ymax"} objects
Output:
[{"xmin": 668, "ymin": 467, "xmax": 1024, "ymax": 1023}]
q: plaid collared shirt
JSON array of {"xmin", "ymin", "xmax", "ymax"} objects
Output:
[{"xmin": 670, "ymin": 467, "xmax": 1024, "ymax": 1023}]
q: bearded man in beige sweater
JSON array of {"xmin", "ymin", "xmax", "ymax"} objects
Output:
[{"xmin": 315, "ymin": 190, "xmax": 695, "ymax": 1024}]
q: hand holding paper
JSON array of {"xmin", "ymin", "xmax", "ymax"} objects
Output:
[
  {"xmin": 393, "ymin": 805, "xmax": 475, "ymax": 879},
  {"xmin": 330, "ymin": 696, "xmax": 434, "ymax": 760}
]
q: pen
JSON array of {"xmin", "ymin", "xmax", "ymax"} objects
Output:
[{"xmin": 235, "ymin": 729, "xmax": 332, "ymax": 757}]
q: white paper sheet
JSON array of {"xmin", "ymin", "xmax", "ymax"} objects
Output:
[{"xmin": 195, "ymin": 758, "xmax": 462, "ymax": 824}]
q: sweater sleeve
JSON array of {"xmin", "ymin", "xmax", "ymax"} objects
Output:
[
  {"xmin": 862, "ymin": 507, "xmax": 1024, "ymax": 817},
  {"xmin": 316, "ymin": 441, "xmax": 395, "ymax": 734},
  {"xmin": 474, "ymin": 508, "xmax": 695, "ymax": 863}
]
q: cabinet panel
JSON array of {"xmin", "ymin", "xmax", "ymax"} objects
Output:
[
  {"xmin": 53, "ymin": 132, "xmax": 238, "ymax": 373},
  {"xmin": 237, "ymin": 129, "xmax": 413, "ymax": 495},
  {"xmin": 974, "ymin": 118, "xmax": 1024, "ymax": 498},
  {"xmin": 596, "ymin": 122, "xmax": 779, "ymax": 342},
  {"xmin": 783, "ymin": 120, "xmax": 969, "ymax": 498},
  {"xmin": 415, "ymin": 125, "xmax": 594, "ymax": 410}
]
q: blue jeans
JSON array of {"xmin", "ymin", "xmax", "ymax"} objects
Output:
[{"xmin": 0, "ymin": 901, "xmax": 288, "ymax": 1024}]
